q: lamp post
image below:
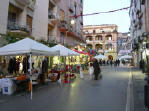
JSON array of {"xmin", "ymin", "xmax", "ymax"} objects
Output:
[{"xmin": 63, "ymin": 19, "xmax": 75, "ymax": 46}]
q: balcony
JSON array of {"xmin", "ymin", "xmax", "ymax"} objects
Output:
[
  {"xmin": 7, "ymin": 21, "xmax": 30, "ymax": 33},
  {"xmin": 52, "ymin": 0, "xmax": 60, "ymax": 3},
  {"xmin": 15, "ymin": 0, "xmax": 30, "ymax": 6}
]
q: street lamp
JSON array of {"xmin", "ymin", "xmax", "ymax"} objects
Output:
[
  {"xmin": 63, "ymin": 19, "xmax": 76, "ymax": 45},
  {"xmin": 71, "ymin": 19, "xmax": 75, "ymax": 25}
]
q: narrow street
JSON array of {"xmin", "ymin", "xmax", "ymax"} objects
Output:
[{"xmin": 0, "ymin": 66, "xmax": 130, "ymax": 111}]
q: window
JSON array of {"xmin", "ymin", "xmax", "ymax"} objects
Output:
[
  {"xmin": 8, "ymin": 12, "xmax": 17, "ymax": 28},
  {"xmin": 106, "ymin": 35, "xmax": 112, "ymax": 40},
  {"xmin": 96, "ymin": 35, "xmax": 102, "ymax": 41},
  {"xmin": 105, "ymin": 44, "xmax": 113, "ymax": 50},
  {"xmin": 93, "ymin": 30, "xmax": 96, "ymax": 34},
  {"xmin": 86, "ymin": 36, "xmax": 92, "ymax": 41},
  {"xmin": 89, "ymin": 37, "xmax": 92, "ymax": 41},
  {"xmin": 96, "ymin": 44, "xmax": 102, "ymax": 50}
]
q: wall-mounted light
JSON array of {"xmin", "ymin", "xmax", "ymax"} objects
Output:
[{"xmin": 71, "ymin": 19, "xmax": 75, "ymax": 25}]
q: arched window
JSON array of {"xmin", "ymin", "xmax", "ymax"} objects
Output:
[
  {"xmin": 106, "ymin": 35, "xmax": 112, "ymax": 40},
  {"xmin": 95, "ymin": 44, "xmax": 102, "ymax": 50},
  {"xmin": 105, "ymin": 44, "xmax": 113, "ymax": 50},
  {"xmin": 95, "ymin": 35, "xmax": 102, "ymax": 41},
  {"xmin": 86, "ymin": 36, "xmax": 92, "ymax": 41},
  {"xmin": 87, "ymin": 44, "xmax": 93, "ymax": 49}
]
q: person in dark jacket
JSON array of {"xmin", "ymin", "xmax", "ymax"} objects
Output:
[{"xmin": 92, "ymin": 58, "xmax": 101, "ymax": 80}]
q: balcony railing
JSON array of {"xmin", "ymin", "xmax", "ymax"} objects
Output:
[
  {"xmin": 7, "ymin": 21, "xmax": 31, "ymax": 33},
  {"xmin": 48, "ymin": 13, "xmax": 59, "ymax": 26},
  {"xmin": 52, "ymin": 0, "xmax": 60, "ymax": 3}
]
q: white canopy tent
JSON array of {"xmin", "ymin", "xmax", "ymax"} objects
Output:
[
  {"xmin": 119, "ymin": 55, "xmax": 132, "ymax": 60},
  {"xmin": 50, "ymin": 44, "xmax": 80, "ymax": 83},
  {"xmin": 94, "ymin": 54, "xmax": 107, "ymax": 59},
  {"xmin": 50, "ymin": 44, "xmax": 80, "ymax": 56},
  {"xmin": 0, "ymin": 38, "xmax": 59, "ymax": 56},
  {"xmin": 0, "ymin": 38, "xmax": 60, "ymax": 100}
]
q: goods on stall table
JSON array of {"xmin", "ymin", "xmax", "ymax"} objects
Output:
[
  {"xmin": 16, "ymin": 75, "xmax": 27, "ymax": 81},
  {"xmin": 49, "ymin": 73, "xmax": 58, "ymax": 82},
  {"xmin": 69, "ymin": 74, "xmax": 76, "ymax": 80},
  {"xmin": 1, "ymin": 78, "xmax": 16, "ymax": 95},
  {"xmin": 31, "ymin": 74, "xmax": 39, "ymax": 85}
]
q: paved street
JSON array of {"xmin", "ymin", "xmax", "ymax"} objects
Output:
[
  {"xmin": 132, "ymin": 68, "xmax": 147, "ymax": 111},
  {"xmin": 0, "ymin": 66, "xmax": 130, "ymax": 111}
]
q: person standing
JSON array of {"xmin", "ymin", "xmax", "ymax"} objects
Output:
[
  {"xmin": 92, "ymin": 58, "xmax": 101, "ymax": 80},
  {"xmin": 88, "ymin": 62, "xmax": 94, "ymax": 80},
  {"xmin": 110, "ymin": 60, "xmax": 113, "ymax": 66}
]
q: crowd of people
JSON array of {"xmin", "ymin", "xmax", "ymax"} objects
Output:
[
  {"xmin": 98, "ymin": 59, "xmax": 122, "ymax": 66},
  {"xmin": 88, "ymin": 58, "xmax": 130, "ymax": 80}
]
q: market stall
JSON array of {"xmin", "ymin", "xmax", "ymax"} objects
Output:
[
  {"xmin": 50, "ymin": 44, "xmax": 80, "ymax": 83},
  {"xmin": 73, "ymin": 50, "xmax": 91, "ymax": 70},
  {"xmin": 0, "ymin": 38, "xmax": 59, "ymax": 99}
]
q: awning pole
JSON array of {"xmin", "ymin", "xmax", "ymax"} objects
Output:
[{"xmin": 30, "ymin": 54, "xmax": 33, "ymax": 100}]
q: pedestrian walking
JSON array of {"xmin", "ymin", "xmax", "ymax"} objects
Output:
[
  {"xmin": 117, "ymin": 59, "xmax": 120, "ymax": 66},
  {"xmin": 92, "ymin": 58, "xmax": 101, "ymax": 80},
  {"xmin": 110, "ymin": 60, "xmax": 113, "ymax": 66},
  {"xmin": 88, "ymin": 62, "xmax": 94, "ymax": 80}
]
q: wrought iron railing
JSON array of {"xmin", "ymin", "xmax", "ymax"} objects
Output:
[{"xmin": 7, "ymin": 21, "xmax": 31, "ymax": 33}]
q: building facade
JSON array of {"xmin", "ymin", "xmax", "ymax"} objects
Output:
[
  {"xmin": 0, "ymin": 0, "xmax": 84, "ymax": 46},
  {"xmin": 83, "ymin": 24, "xmax": 118, "ymax": 60},
  {"xmin": 129, "ymin": 0, "xmax": 149, "ymax": 66},
  {"xmin": 117, "ymin": 32, "xmax": 132, "ymax": 56}
]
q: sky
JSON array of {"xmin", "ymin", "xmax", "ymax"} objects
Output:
[{"xmin": 83, "ymin": 0, "xmax": 130, "ymax": 32}]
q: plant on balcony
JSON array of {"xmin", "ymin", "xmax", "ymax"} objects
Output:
[{"xmin": 5, "ymin": 32, "xmax": 33, "ymax": 44}]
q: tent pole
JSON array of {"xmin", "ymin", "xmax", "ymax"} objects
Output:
[
  {"xmin": 30, "ymin": 54, "xmax": 33, "ymax": 100},
  {"xmin": 68, "ymin": 55, "xmax": 70, "ymax": 83}
]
